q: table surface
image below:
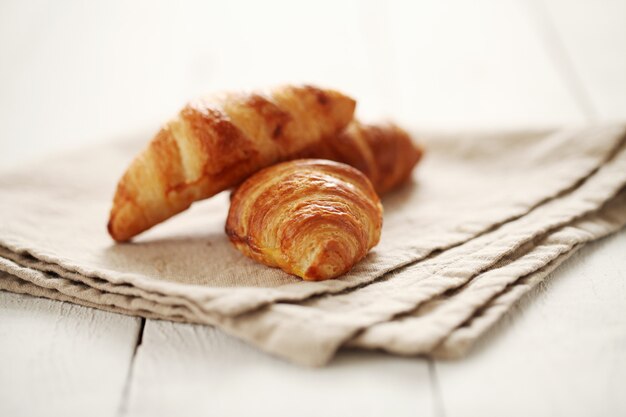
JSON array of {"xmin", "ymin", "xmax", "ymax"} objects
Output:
[{"xmin": 1, "ymin": 1, "xmax": 625, "ymax": 416}]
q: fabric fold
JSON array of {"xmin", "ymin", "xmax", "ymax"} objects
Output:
[{"xmin": 1, "ymin": 125, "xmax": 625, "ymax": 366}]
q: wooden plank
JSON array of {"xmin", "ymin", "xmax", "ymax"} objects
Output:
[
  {"xmin": 0, "ymin": 291, "xmax": 141, "ymax": 417},
  {"xmin": 384, "ymin": 0, "xmax": 584, "ymax": 129},
  {"xmin": 123, "ymin": 320, "xmax": 435, "ymax": 417},
  {"xmin": 541, "ymin": 0, "xmax": 626, "ymax": 122},
  {"xmin": 435, "ymin": 231, "xmax": 626, "ymax": 417}
]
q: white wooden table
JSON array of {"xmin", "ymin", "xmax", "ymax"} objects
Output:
[{"xmin": 1, "ymin": 1, "xmax": 625, "ymax": 416}]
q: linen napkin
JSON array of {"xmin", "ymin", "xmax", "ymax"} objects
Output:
[{"xmin": 0, "ymin": 125, "xmax": 624, "ymax": 366}]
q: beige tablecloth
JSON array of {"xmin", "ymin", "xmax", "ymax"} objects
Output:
[{"xmin": 1, "ymin": 125, "xmax": 625, "ymax": 366}]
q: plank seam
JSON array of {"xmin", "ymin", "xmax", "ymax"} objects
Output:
[
  {"xmin": 116, "ymin": 318, "xmax": 146, "ymax": 417},
  {"xmin": 428, "ymin": 360, "xmax": 447, "ymax": 417},
  {"xmin": 523, "ymin": 0, "xmax": 599, "ymax": 122}
]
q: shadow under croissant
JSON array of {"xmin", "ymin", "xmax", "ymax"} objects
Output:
[
  {"xmin": 102, "ymin": 231, "xmax": 296, "ymax": 288},
  {"xmin": 380, "ymin": 178, "xmax": 420, "ymax": 211},
  {"xmin": 102, "ymin": 178, "xmax": 420, "ymax": 285}
]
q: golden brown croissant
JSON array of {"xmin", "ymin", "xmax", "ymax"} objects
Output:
[
  {"xmin": 304, "ymin": 121, "xmax": 423, "ymax": 195},
  {"xmin": 226, "ymin": 159, "xmax": 383, "ymax": 281},
  {"xmin": 108, "ymin": 85, "xmax": 356, "ymax": 242}
]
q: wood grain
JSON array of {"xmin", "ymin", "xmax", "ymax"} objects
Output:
[{"xmin": 0, "ymin": 292, "xmax": 141, "ymax": 417}]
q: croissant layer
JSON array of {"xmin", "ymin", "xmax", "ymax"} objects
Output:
[
  {"xmin": 108, "ymin": 85, "xmax": 356, "ymax": 241},
  {"xmin": 304, "ymin": 121, "xmax": 423, "ymax": 194},
  {"xmin": 226, "ymin": 159, "xmax": 383, "ymax": 281}
]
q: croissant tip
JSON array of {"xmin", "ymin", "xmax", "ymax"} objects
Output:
[
  {"xmin": 107, "ymin": 211, "xmax": 133, "ymax": 243},
  {"xmin": 300, "ymin": 240, "xmax": 353, "ymax": 281},
  {"xmin": 107, "ymin": 220, "xmax": 122, "ymax": 242}
]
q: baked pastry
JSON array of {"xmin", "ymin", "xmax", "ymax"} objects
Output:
[
  {"xmin": 108, "ymin": 85, "xmax": 356, "ymax": 241},
  {"xmin": 226, "ymin": 159, "xmax": 383, "ymax": 281},
  {"xmin": 305, "ymin": 121, "xmax": 423, "ymax": 194}
]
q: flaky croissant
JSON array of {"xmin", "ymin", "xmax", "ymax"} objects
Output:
[
  {"xmin": 226, "ymin": 159, "xmax": 383, "ymax": 281},
  {"xmin": 108, "ymin": 85, "xmax": 356, "ymax": 241},
  {"xmin": 305, "ymin": 121, "xmax": 423, "ymax": 195}
]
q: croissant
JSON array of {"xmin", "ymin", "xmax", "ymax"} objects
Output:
[
  {"xmin": 226, "ymin": 159, "xmax": 383, "ymax": 281},
  {"xmin": 108, "ymin": 85, "xmax": 356, "ymax": 241},
  {"xmin": 304, "ymin": 121, "xmax": 423, "ymax": 195}
]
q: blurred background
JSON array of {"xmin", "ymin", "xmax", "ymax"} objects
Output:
[
  {"xmin": 0, "ymin": 0, "xmax": 624, "ymax": 169},
  {"xmin": 1, "ymin": 2, "xmax": 626, "ymax": 416}
]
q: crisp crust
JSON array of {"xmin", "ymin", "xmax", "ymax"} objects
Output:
[
  {"xmin": 303, "ymin": 121, "xmax": 424, "ymax": 195},
  {"xmin": 226, "ymin": 159, "xmax": 383, "ymax": 281},
  {"xmin": 108, "ymin": 85, "xmax": 356, "ymax": 241}
]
